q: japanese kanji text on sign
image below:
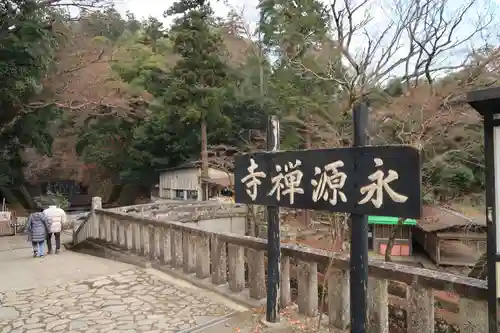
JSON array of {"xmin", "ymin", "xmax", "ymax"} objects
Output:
[{"xmin": 234, "ymin": 146, "xmax": 422, "ymax": 219}]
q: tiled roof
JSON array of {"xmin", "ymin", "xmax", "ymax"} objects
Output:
[{"xmin": 417, "ymin": 205, "xmax": 486, "ymax": 233}]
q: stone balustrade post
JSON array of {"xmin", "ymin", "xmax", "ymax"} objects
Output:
[
  {"xmin": 280, "ymin": 256, "xmax": 291, "ymax": 308},
  {"xmin": 116, "ymin": 220, "xmax": 122, "ymax": 246},
  {"xmin": 183, "ymin": 232, "xmax": 196, "ymax": 273},
  {"xmin": 297, "ymin": 261, "xmax": 318, "ymax": 317},
  {"xmin": 196, "ymin": 234, "xmax": 210, "ymax": 279},
  {"xmin": 248, "ymin": 249, "xmax": 266, "ymax": 300},
  {"xmin": 139, "ymin": 224, "xmax": 146, "ymax": 256},
  {"xmin": 328, "ymin": 268, "xmax": 350, "ymax": 329},
  {"xmin": 110, "ymin": 218, "xmax": 116, "ymax": 244},
  {"xmin": 368, "ymin": 277, "xmax": 388, "ymax": 333},
  {"xmin": 149, "ymin": 225, "xmax": 156, "ymax": 261},
  {"xmin": 227, "ymin": 244, "xmax": 245, "ymax": 292},
  {"xmin": 98, "ymin": 215, "xmax": 104, "ymax": 240},
  {"xmin": 91, "ymin": 197, "xmax": 102, "ymax": 239},
  {"xmin": 210, "ymin": 235, "xmax": 227, "ymax": 285},
  {"xmin": 159, "ymin": 227, "xmax": 167, "ymax": 264},
  {"xmin": 459, "ymin": 297, "xmax": 488, "ymax": 333},
  {"xmin": 104, "ymin": 216, "xmax": 111, "ymax": 243},
  {"xmin": 171, "ymin": 230, "xmax": 183, "ymax": 268},
  {"xmin": 123, "ymin": 223, "xmax": 131, "ymax": 250},
  {"xmin": 407, "ymin": 282, "xmax": 434, "ymax": 333},
  {"xmin": 132, "ymin": 224, "xmax": 139, "ymax": 253}
]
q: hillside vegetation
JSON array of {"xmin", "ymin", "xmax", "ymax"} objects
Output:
[{"xmin": 2, "ymin": 0, "xmax": 500, "ymax": 206}]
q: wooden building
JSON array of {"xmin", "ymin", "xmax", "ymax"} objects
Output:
[
  {"xmin": 158, "ymin": 162, "xmax": 234, "ymax": 201},
  {"xmin": 368, "ymin": 215, "xmax": 416, "ymax": 257},
  {"xmin": 413, "ymin": 206, "xmax": 486, "ymax": 267}
]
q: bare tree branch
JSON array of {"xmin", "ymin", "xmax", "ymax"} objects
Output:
[{"xmin": 295, "ymin": 0, "xmax": 496, "ymax": 103}]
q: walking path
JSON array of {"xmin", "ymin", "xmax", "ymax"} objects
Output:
[
  {"xmin": 0, "ymin": 234, "xmax": 336, "ymax": 333},
  {"xmin": 0, "ymin": 235, "xmax": 248, "ymax": 333}
]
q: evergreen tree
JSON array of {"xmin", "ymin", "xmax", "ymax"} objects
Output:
[
  {"xmin": 258, "ymin": 0, "xmax": 329, "ymax": 60},
  {"xmin": 164, "ymin": 0, "xmax": 235, "ymax": 197},
  {"xmin": 125, "ymin": 11, "xmax": 141, "ymax": 33},
  {"xmin": 142, "ymin": 17, "xmax": 166, "ymax": 53},
  {"xmin": 0, "ymin": 0, "xmax": 62, "ymax": 186}
]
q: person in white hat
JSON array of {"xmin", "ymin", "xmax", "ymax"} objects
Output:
[{"xmin": 43, "ymin": 205, "xmax": 67, "ymax": 254}]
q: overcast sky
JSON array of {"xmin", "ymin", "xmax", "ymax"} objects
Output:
[
  {"xmin": 113, "ymin": 0, "xmax": 500, "ymax": 80},
  {"xmin": 115, "ymin": 0, "xmax": 260, "ymax": 27},
  {"xmin": 115, "ymin": 0, "xmax": 499, "ymax": 48},
  {"xmin": 115, "ymin": 0, "xmax": 499, "ymax": 28}
]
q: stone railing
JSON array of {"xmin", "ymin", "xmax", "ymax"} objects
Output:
[
  {"xmin": 73, "ymin": 198, "xmax": 488, "ymax": 333},
  {"xmin": 110, "ymin": 199, "xmax": 245, "ymax": 216},
  {"xmin": 73, "ymin": 198, "xmax": 96, "ymax": 246}
]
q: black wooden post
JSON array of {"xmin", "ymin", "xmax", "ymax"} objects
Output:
[
  {"xmin": 465, "ymin": 87, "xmax": 500, "ymax": 333},
  {"xmin": 350, "ymin": 102, "xmax": 369, "ymax": 333},
  {"xmin": 483, "ymin": 113, "xmax": 499, "ymax": 333},
  {"xmin": 266, "ymin": 115, "xmax": 280, "ymax": 323}
]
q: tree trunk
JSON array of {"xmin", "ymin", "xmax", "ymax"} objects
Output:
[
  {"xmin": 201, "ymin": 119, "xmax": 209, "ymax": 200},
  {"xmin": 302, "ymin": 127, "xmax": 312, "ymax": 227},
  {"xmin": 384, "ymin": 217, "xmax": 405, "ymax": 262}
]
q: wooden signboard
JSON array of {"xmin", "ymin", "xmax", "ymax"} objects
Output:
[{"xmin": 235, "ymin": 145, "xmax": 422, "ymax": 219}]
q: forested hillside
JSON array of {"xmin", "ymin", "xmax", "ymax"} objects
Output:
[{"xmin": 1, "ymin": 0, "xmax": 499, "ymax": 205}]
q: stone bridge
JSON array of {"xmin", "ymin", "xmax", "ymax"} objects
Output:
[{"xmin": 0, "ymin": 198, "xmax": 489, "ymax": 333}]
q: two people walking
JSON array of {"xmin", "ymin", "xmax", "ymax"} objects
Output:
[{"xmin": 25, "ymin": 205, "xmax": 67, "ymax": 257}]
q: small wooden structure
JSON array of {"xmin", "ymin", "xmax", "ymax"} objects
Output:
[
  {"xmin": 158, "ymin": 162, "xmax": 233, "ymax": 201},
  {"xmin": 0, "ymin": 210, "xmax": 16, "ymax": 236},
  {"xmin": 368, "ymin": 216, "xmax": 416, "ymax": 256},
  {"xmin": 413, "ymin": 206, "xmax": 486, "ymax": 266}
]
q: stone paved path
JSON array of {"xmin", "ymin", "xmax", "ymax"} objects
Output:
[
  {"xmin": 0, "ymin": 232, "xmax": 135, "ymax": 292},
  {"xmin": 0, "ymin": 235, "xmax": 247, "ymax": 333}
]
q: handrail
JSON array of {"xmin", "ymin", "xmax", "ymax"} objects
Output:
[
  {"xmin": 73, "ymin": 198, "xmax": 489, "ymax": 332},
  {"xmin": 92, "ymin": 207, "xmax": 487, "ymax": 300}
]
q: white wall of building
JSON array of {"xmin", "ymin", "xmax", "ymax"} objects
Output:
[
  {"xmin": 158, "ymin": 166, "xmax": 233, "ymax": 201},
  {"xmin": 159, "ymin": 168, "xmax": 201, "ymax": 200}
]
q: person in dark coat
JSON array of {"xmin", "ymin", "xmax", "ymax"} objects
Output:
[{"xmin": 26, "ymin": 210, "xmax": 51, "ymax": 257}]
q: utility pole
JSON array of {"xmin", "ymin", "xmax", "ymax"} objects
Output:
[{"xmin": 266, "ymin": 115, "xmax": 280, "ymax": 323}]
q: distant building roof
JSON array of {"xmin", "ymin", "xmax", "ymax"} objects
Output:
[
  {"xmin": 417, "ymin": 205, "xmax": 486, "ymax": 233},
  {"xmin": 157, "ymin": 161, "xmax": 200, "ymax": 173},
  {"xmin": 159, "ymin": 162, "xmax": 234, "ymax": 188},
  {"xmin": 159, "ymin": 162, "xmax": 230, "ymax": 173},
  {"xmin": 202, "ymin": 175, "xmax": 234, "ymax": 188}
]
